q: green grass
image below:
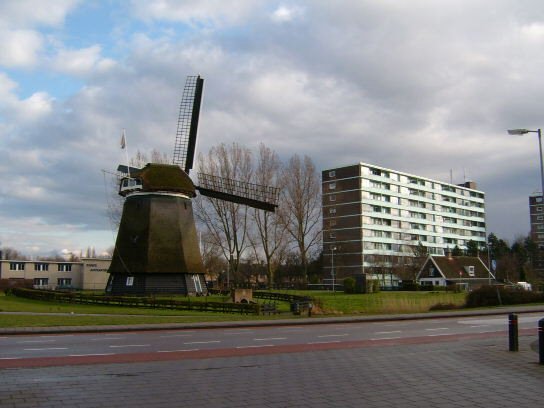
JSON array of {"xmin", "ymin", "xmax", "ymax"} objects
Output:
[
  {"xmin": 273, "ymin": 290, "xmax": 468, "ymax": 315},
  {"xmin": 0, "ymin": 290, "xmax": 469, "ymax": 328}
]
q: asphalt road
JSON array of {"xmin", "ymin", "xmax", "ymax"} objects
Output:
[{"xmin": 1, "ymin": 312, "xmax": 541, "ymax": 368}]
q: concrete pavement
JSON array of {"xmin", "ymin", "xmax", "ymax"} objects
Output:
[{"xmin": 0, "ymin": 327, "xmax": 542, "ymax": 407}]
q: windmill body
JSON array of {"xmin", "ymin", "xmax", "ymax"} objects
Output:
[
  {"xmin": 107, "ymin": 164, "xmax": 206, "ymax": 295},
  {"xmin": 107, "ymin": 76, "xmax": 278, "ymax": 295}
]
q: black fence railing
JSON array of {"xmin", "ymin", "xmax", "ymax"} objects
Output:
[{"xmin": 9, "ymin": 288, "xmax": 260, "ymax": 315}]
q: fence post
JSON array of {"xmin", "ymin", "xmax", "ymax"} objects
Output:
[
  {"xmin": 508, "ymin": 313, "xmax": 518, "ymax": 352},
  {"xmin": 539, "ymin": 318, "xmax": 544, "ymax": 365}
]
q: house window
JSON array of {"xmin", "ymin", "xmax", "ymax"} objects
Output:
[
  {"xmin": 58, "ymin": 264, "xmax": 72, "ymax": 272},
  {"xmin": 192, "ymin": 275, "xmax": 203, "ymax": 294},
  {"xmin": 34, "ymin": 263, "xmax": 49, "ymax": 271},
  {"xmin": 34, "ymin": 278, "xmax": 49, "ymax": 286},
  {"xmin": 428, "ymin": 266, "xmax": 436, "ymax": 277},
  {"xmin": 329, "ymin": 182, "xmax": 336, "ymax": 190},
  {"xmin": 329, "ymin": 195, "xmax": 336, "ymax": 202},
  {"xmin": 57, "ymin": 278, "xmax": 72, "ymax": 287},
  {"xmin": 9, "ymin": 262, "xmax": 25, "ymax": 271},
  {"xmin": 126, "ymin": 276, "xmax": 134, "ymax": 286},
  {"xmin": 328, "ymin": 170, "xmax": 336, "ymax": 178}
]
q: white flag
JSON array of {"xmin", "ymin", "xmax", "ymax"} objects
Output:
[{"xmin": 120, "ymin": 129, "xmax": 126, "ymax": 149}]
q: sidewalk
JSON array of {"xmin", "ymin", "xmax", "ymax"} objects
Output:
[{"xmin": 2, "ymin": 304, "xmax": 543, "ymax": 335}]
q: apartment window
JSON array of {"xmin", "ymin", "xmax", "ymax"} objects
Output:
[
  {"xmin": 538, "ymin": 207, "xmax": 543, "ymax": 212},
  {"xmin": 328, "ymin": 170, "xmax": 336, "ymax": 178},
  {"xmin": 9, "ymin": 262, "xmax": 25, "ymax": 271},
  {"xmin": 370, "ymin": 168, "xmax": 382, "ymax": 176},
  {"xmin": 57, "ymin": 278, "xmax": 72, "ymax": 287},
  {"xmin": 330, "ymin": 220, "xmax": 337, "ymax": 227},
  {"xmin": 329, "ymin": 232, "xmax": 336, "ymax": 239},
  {"xmin": 329, "ymin": 182, "xmax": 336, "ymax": 190},
  {"xmin": 538, "ymin": 215, "xmax": 544, "ymax": 221},
  {"xmin": 57, "ymin": 264, "xmax": 72, "ymax": 272},
  {"xmin": 329, "ymin": 208, "xmax": 337, "ymax": 214},
  {"xmin": 537, "ymin": 197, "xmax": 543, "ymax": 203},
  {"xmin": 538, "ymin": 225, "xmax": 544, "ymax": 230},
  {"xmin": 329, "ymin": 195, "xmax": 336, "ymax": 202},
  {"xmin": 34, "ymin": 263, "xmax": 49, "ymax": 271},
  {"xmin": 34, "ymin": 278, "xmax": 49, "ymax": 286}
]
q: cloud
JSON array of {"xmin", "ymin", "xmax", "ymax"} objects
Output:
[
  {"xmin": 52, "ymin": 45, "xmax": 116, "ymax": 77},
  {"xmin": 270, "ymin": 5, "xmax": 304, "ymax": 23},
  {"xmin": 129, "ymin": 0, "xmax": 260, "ymax": 27},
  {"xmin": 0, "ymin": 29, "xmax": 43, "ymax": 67}
]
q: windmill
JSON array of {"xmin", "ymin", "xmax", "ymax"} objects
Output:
[{"xmin": 106, "ymin": 76, "xmax": 279, "ymax": 295}]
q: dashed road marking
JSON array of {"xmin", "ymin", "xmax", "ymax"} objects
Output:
[
  {"xmin": 253, "ymin": 337, "xmax": 287, "ymax": 341},
  {"xmin": 158, "ymin": 349, "xmax": 200, "ymax": 353},
  {"xmin": 109, "ymin": 344, "xmax": 150, "ymax": 348},
  {"xmin": 183, "ymin": 341, "xmax": 221, "ymax": 345}
]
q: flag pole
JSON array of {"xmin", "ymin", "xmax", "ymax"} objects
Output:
[{"xmin": 121, "ymin": 128, "xmax": 131, "ymax": 178}]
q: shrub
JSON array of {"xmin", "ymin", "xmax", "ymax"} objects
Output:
[
  {"xmin": 465, "ymin": 285, "xmax": 544, "ymax": 308},
  {"xmin": 343, "ymin": 277, "xmax": 356, "ymax": 294}
]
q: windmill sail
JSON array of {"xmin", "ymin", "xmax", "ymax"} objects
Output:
[
  {"xmin": 197, "ymin": 173, "xmax": 279, "ymax": 212},
  {"xmin": 172, "ymin": 75, "xmax": 204, "ymax": 173}
]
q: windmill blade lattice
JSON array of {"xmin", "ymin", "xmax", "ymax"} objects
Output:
[
  {"xmin": 172, "ymin": 75, "xmax": 204, "ymax": 173},
  {"xmin": 197, "ymin": 172, "xmax": 279, "ymax": 212}
]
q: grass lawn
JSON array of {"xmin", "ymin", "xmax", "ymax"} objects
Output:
[
  {"xmin": 0, "ymin": 290, "xmax": 469, "ymax": 328},
  {"xmin": 276, "ymin": 290, "xmax": 468, "ymax": 315}
]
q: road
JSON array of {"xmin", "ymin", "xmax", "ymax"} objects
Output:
[
  {"xmin": 0, "ymin": 312, "xmax": 541, "ymax": 368},
  {"xmin": 1, "ymin": 312, "xmax": 543, "ymax": 408}
]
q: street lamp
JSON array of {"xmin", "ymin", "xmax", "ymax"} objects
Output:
[
  {"xmin": 507, "ymin": 128, "xmax": 544, "ymax": 200},
  {"xmin": 331, "ymin": 246, "xmax": 337, "ymax": 293}
]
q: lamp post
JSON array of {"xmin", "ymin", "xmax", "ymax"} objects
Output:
[
  {"xmin": 507, "ymin": 128, "xmax": 544, "ymax": 200},
  {"xmin": 331, "ymin": 246, "xmax": 337, "ymax": 292}
]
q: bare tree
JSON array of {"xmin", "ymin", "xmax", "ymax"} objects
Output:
[
  {"xmin": 195, "ymin": 143, "xmax": 253, "ymax": 284},
  {"xmin": 280, "ymin": 154, "xmax": 322, "ymax": 280},
  {"xmin": 1, "ymin": 247, "xmax": 26, "ymax": 260},
  {"xmin": 249, "ymin": 144, "xmax": 288, "ymax": 288}
]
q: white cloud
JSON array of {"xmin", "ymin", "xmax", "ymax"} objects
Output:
[
  {"xmin": 52, "ymin": 45, "xmax": 117, "ymax": 77},
  {"xmin": 270, "ymin": 5, "xmax": 304, "ymax": 23},
  {"xmin": 0, "ymin": 0, "xmax": 79, "ymax": 28},
  {"xmin": 129, "ymin": 0, "xmax": 260, "ymax": 27},
  {"xmin": 0, "ymin": 29, "xmax": 43, "ymax": 67}
]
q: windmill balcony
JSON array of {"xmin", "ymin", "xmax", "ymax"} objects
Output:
[{"xmin": 119, "ymin": 178, "xmax": 143, "ymax": 194}]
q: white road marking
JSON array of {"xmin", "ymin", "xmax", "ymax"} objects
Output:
[
  {"xmin": 236, "ymin": 344, "xmax": 274, "ymax": 349},
  {"xmin": 469, "ymin": 325, "xmax": 490, "ymax": 328},
  {"xmin": 40, "ymin": 335, "xmax": 73, "ymax": 338},
  {"xmin": 109, "ymin": 344, "xmax": 150, "ymax": 348},
  {"xmin": 223, "ymin": 331, "xmax": 254, "ymax": 335},
  {"xmin": 317, "ymin": 334, "xmax": 348, "ymax": 338},
  {"xmin": 18, "ymin": 340, "xmax": 56, "ymax": 344},
  {"xmin": 159, "ymin": 334, "xmax": 194, "ymax": 338},
  {"xmin": 253, "ymin": 337, "xmax": 287, "ymax": 341},
  {"xmin": 427, "ymin": 334, "xmax": 451, "ymax": 337},
  {"xmin": 425, "ymin": 328, "xmax": 449, "ymax": 331},
  {"xmin": 183, "ymin": 340, "xmax": 221, "ymax": 345},
  {"xmin": 69, "ymin": 353, "xmax": 115, "ymax": 357},
  {"xmin": 23, "ymin": 347, "xmax": 68, "ymax": 351},
  {"xmin": 0, "ymin": 357, "xmax": 21, "ymax": 360},
  {"xmin": 307, "ymin": 340, "xmax": 341, "ymax": 344},
  {"xmin": 370, "ymin": 337, "xmax": 402, "ymax": 341},
  {"xmin": 91, "ymin": 337, "xmax": 125, "ymax": 341},
  {"xmin": 158, "ymin": 349, "xmax": 200, "ymax": 353},
  {"xmin": 374, "ymin": 331, "xmax": 402, "ymax": 335}
]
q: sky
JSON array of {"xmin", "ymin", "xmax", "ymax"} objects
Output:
[{"xmin": 1, "ymin": 0, "xmax": 544, "ymax": 258}]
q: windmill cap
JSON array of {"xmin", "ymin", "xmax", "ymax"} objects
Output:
[{"xmin": 135, "ymin": 163, "xmax": 196, "ymax": 196}]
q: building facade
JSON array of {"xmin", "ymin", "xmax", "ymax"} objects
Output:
[
  {"xmin": 322, "ymin": 163, "xmax": 487, "ymax": 281},
  {"xmin": 0, "ymin": 258, "xmax": 111, "ymax": 291},
  {"xmin": 528, "ymin": 193, "xmax": 544, "ymax": 278}
]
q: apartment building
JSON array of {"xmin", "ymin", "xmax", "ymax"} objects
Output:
[
  {"xmin": 528, "ymin": 193, "xmax": 544, "ymax": 278},
  {"xmin": 322, "ymin": 163, "xmax": 487, "ymax": 281},
  {"xmin": 0, "ymin": 258, "xmax": 111, "ymax": 291}
]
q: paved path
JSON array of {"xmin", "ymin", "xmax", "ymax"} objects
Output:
[{"xmin": 0, "ymin": 331, "xmax": 542, "ymax": 407}]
